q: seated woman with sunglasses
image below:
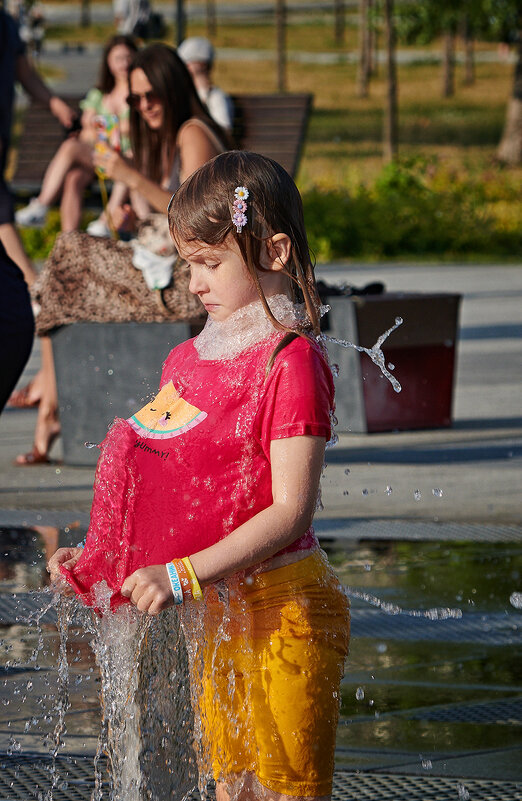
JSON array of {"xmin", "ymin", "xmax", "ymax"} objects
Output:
[
  {"xmin": 15, "ymin": 43, "xmax": 227, "ymax": 466},
  {"xmin": 91, "ymin": 42, "xmax": 227, "ymax": 234}
]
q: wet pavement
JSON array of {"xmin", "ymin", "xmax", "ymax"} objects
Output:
[{"xmin": 1, "ymin": 261, "xmax": 521, "ymax": 798}]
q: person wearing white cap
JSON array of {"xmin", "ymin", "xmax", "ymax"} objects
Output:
[{"xmin": 177, "ymin": 36, "xmax": 234, "ymax": 132}]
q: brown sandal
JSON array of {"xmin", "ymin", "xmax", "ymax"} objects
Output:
[
  {"xmin": 14, "ymin": 429, "xmax": 60, "ymax": 466},
  {"xmin": 14, "ymin": 446, "xmax": 52, "ymax": 466}
]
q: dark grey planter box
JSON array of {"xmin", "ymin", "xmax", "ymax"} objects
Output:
[{"xmin": 51, "ymin": 322, "xmax": 199, "ymax": 466}]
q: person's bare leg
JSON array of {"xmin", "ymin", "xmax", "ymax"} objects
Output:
[
  {"xmin": 38, "ymin": 138, "xmax": 94, "ymax": 207},
  {"xmin": 0, "ymin": 222, "xmax": 37, "ymax": 286},
  {"xmin": 15, "ymin": 336, "xmax": 60, "ymax": 463},
  {"xmin": 60, "ymin": 165, "xmax": 95, "ymax": 232}
]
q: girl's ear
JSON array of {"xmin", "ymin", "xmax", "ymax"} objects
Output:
[{"xmin": 262, "ymin": 233, "xmax": 292, "ymax": 272}]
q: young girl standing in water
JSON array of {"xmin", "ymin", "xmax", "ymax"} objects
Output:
[{"xmin": 48, "ymin": 151, "xmax": 350, "ymax": 801}]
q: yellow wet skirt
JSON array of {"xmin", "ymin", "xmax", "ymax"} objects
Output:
[{"xmin": 189, "ymin": 549, "xmax": 350, "ymax": 797}]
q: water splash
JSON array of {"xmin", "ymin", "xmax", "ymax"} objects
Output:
[
  {"xmin": 344, "ymin": 586, "xmax": 462, "ymax": 620},
  {"xmin": 321, "ymin": 316, "xmax": 403, "ymax": 393},
  {"xmin": 85, "ymin": 583, "xmax": 151, "ymax": 801}
]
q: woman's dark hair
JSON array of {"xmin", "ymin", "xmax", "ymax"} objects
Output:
[
  {"xmin": 168, "ymin": 151, "xmax": 322, "ymax": 359},
  {"xmin": 97, "ymin": 35, "xmax": 138, "ymax": 95},
  {"xmin": 128, "ymin": 43, "xmax": 227, "ymax": 185}
]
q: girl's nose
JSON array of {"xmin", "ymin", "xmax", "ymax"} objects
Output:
[{"xmin": 188, "ymin": 266, "xmax": 208, "ymax": 296}]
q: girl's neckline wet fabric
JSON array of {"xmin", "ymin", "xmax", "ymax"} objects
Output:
[{"xmin": 194, "ymin": 294, "xmax": 305, "ymax": 361}]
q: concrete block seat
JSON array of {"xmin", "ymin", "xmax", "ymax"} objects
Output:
[{"xmin": 52, "ymin": 321, "xmax": 203, "ymax": 466}]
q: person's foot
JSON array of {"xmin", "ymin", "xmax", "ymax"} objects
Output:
[
  {"xmin": 15, "ymin": 198, "xmax": 49, "ymax": 228},
  {"xmin": 14, "ymin": 419, "xmax": 61, "ymax": 466},
  {"xmin": 7, "ymin": 380, "xmax": 41, "ymax": 408},
  {"xmin": 86, "ymin": 217, "xmax": 111, "ymax": 238},
  {"xmin": 15, "ymin": 445, "xmax": 53, "ymax": 465}
]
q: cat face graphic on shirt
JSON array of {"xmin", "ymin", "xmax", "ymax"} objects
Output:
[{"xmin": 127, "ymin": 381, "xmax": 207, "ymax": 440}]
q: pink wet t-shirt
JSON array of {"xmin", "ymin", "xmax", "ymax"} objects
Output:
[{"xmin": 63, "ymin": 333, "xmax": 334, "ymax": 608}]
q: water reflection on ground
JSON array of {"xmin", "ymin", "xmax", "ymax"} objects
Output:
[
  {"xmin": 324, "ymin": 538, "xmax": 522, "ymax": 777},
  {"xmin": 0, "ymin": 526, "xmax": 521, "ymax": 782}
]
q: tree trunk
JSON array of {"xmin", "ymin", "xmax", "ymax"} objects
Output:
[
  {"xmin": 357, "ymin": 0, "xmax": 371, "ymax": 98},
  {"xmin": 383, "ymin": 0, "xmax": 398, "ymax": 161},
  {"xmin": 206, "ymin": 0, "xmax": 216, "ymax": 38},
  {"xmin": 175, "ymin": 0, "xmax": 186, "ymax": 46},
  {"xmin": 461, "ymin": 15, "xmax": 475, "ymax": 86},
  {"xmin": 368, "ymin": 0, "xmax": 376, "ymax": 76},
  {"xmin": 80, "ymin": 0, "xmax": 90, "ymax": 27},
  {"xmin": 334, "ymin": 0, "xmax": 345, "ymax": 46},
  {"xmin": 442, "ymin": 31, "xmax": 455, "ymax": 98},
  {"xmin": 497, "ymin": 39, "xmax": 522, "ymax": 165},
  {"xmin": 275, "ymin": 0, "xmax": 287, "ymax": 93}
]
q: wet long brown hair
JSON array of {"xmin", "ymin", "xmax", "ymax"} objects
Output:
[
  {"xmin": 128, "ymin": 43, "xmax": 227, "ymax": 185},
  {"xmin": 168, "ymin": 151, "xmax": 322, "ymax": 367},
  {"xmin": 97, "ymin": 35, "xmax": 138, "ymax": 95}
]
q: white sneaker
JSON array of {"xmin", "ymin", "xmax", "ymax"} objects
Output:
[
  {"xmin": 15, "ymin": 198, "xmax": 49, "ymax": 228},
  {"xmin": 86, "ymin": 217, "xmax": 112, "ymax": 238}
]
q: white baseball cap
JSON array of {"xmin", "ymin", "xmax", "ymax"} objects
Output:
[{"xmin": 178, "ymin": 37, "xmax": 215, "ymax": 66}]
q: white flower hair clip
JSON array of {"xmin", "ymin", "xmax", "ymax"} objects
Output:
[{"xmin": 232, "ymin": 186, "xmax": 249, "ymax": 233}]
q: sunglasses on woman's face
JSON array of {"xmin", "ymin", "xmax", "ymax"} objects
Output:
[{"xmin": 127, "ymin": 90, "xmax": 161, "ymax": 109}]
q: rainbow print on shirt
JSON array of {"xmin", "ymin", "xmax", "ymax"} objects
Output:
[{"xmin": 127, "ymin": 380, "xmax": 207, "ymax": 440}]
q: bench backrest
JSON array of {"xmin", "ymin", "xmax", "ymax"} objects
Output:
[
  {"xmin": 230, "ymin": 93, "xmax": 312, "ymax": 178},
  {"xmin": 11, "ymin": 95, "xmax": 84, "ymax": 192},
  {"xmin": 11, "ymin": 92, "xmax": 312, "ymax": 194}
]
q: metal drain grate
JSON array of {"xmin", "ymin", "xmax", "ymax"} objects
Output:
[
  {"xmin": 350, "ymin": 608, "xmax": 521, "ymax": 645},
  {"xmin": 0, "ymin": 753, "xmax": 108, "ymax": 801},
  {"xmin": 0, "ymin": 592, "xmax": 58, "ymax": 626},
  {"xmin": 0, "ymin": 757, "xmax": 520, "ymax": 801},
  {"xmin": 332, "ymin": 771, "xmax": 521, "ymax": 800},
  {"xmin": 406, "ymin": 697, "xmax": 522, "ymax": 725},
  {"xmin": 315, "ymin": 518, "xmax": 522, "ymax": 543}
]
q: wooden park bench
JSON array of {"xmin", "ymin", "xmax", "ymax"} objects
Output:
[{"xmin": 11, "ymin": 92, "xmax": 313, "ymax": 202}]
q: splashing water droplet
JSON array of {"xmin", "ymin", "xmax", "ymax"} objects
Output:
[
  {"xmin": 385, "ymin": 485, "xmax": 393, "ymax": 496},
  {"xmin": 432, "ymin": 488, "xmax": 443, "ymax": 498},
  {"xmin": 413, "ymin": 489, "xmax": 422, "ymax": 501},
  {"xmin": 387, "ymin": 363, "xmax": 395, "ymax": 370},
  {"xmin": 84, "ymin": 442, "xmax": 99, "ymax": 449},
  {"xmin": 322, "ymin": 316, "xmax": 403, "ymax": 393},
  {"xmin": 355, "ymin": 687, "xmax": 365, "ymax": 701},
  {"xmin": 421, "ymin": 758, "xmax": 432, "ymax": 770},
  {"xmin": 457, "ymin": 783, "xmax": 470, "ymax": 800},
  {"xmin": 509, "ymin": 592, "xmax": 522, "ymax": 609}
]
